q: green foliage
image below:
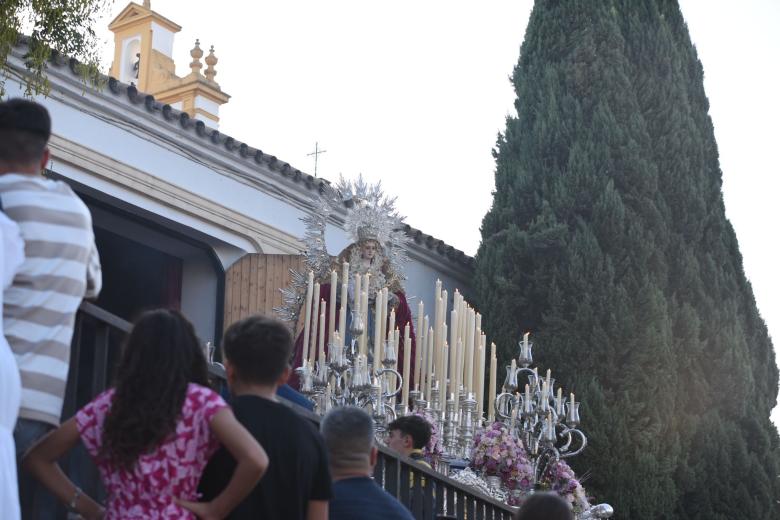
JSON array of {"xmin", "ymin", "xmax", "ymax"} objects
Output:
[
  {"xmin": 0, "ymin": 0, "xmax": 111, "ymax": 97},
  {"xmin": 476, "ymin": 1, "xmax": 780, "ymax": 518}
]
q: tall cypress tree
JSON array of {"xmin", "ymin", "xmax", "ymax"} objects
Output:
[{"xmin": 475, "ymin": 1, "xmax": 780, "ymax": 518}]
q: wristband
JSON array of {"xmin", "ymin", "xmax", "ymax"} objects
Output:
[{"xmin": 68, "ymin": 487, "xmax": 82, "ymax": 510}]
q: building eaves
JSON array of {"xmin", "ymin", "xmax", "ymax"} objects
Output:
[{"xmin": 16, "ymin": 38, "xmax": 474, "ymax": 270}]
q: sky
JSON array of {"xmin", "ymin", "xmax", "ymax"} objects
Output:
[{"xmin": 95, "ymin": 1, "xmax": 780, "ymax": 422}]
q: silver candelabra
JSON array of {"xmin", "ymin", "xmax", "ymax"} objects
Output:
[
  {"xmin": 493, "ymin": 338, "xmax": 587, "ymax": 486},
  {"xmin": 296, "ymin": 310, "xmax": 403, "ymax": 434}
]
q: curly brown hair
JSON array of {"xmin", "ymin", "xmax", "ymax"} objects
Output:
[{"xmin": 100, "ymin": 309, "xmax": 209, "ymax": 470}]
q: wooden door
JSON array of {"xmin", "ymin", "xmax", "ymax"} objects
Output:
[{"xmin": 223, "ymin": 253, "xmax": 305, "ymax": 331}]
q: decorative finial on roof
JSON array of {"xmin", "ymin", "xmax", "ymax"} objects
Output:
[
  {"xmin": 204, "ymin": 45, "xmax": 218, "ymax": 82},
  {"xmin": 189, "ymin": 39, "xmax": 203, "ymax": 75},
  {"xmin": 143, "ymin": 0, "xmax": 151, "ymax": 8}
]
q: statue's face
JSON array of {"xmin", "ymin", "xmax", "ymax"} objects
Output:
[{"xmin": 360, "ymin": 240, "xmax": 378, "ymax": 261}]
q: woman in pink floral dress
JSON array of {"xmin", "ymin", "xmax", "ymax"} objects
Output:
[{"xmin": 24, "ymin": 309, "xmax": 268, "ymax": 519}]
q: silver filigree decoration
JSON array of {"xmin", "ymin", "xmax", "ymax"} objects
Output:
[
  {"xmin": 336, "ymin": 175, "xmax": 410, "ymax": 277},
  {"xmin": 450, "ymin": 468, "xmax": 508, "ymax": 503},
  {"xmin": 274, "ymin": 174, "xmax": 410, "ymax": 326}
]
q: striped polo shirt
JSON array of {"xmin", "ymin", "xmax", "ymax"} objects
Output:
[{"xmin": 0, "ymin": 173, "xmax": 101, "ymax": 426}]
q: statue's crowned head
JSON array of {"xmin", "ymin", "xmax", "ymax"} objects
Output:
[{"xmin": 357, "ymin": 225, "xmax": 379, "ymax": 243}]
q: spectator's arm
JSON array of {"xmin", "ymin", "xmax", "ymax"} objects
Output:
[
  {"xmin": 307, "ymin": 500, "xmax": 328, "ymax": 520},
  {"xmin": 177, "ymin": 407, "xmax": 268, "ymax": 520},
  {"xmin": 23, "ymin": 418, "xmax": 105, "ymax": 520}
]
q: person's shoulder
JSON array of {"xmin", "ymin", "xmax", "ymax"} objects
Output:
[
  {"xmin": 332, "ymin": 479, "xmax": 413, "ymax": 519},
  {"xmin": 187, "ymin": 383, "xmax": 226, "ymax": 408},
  {"xmin": 276, "ymin": 384, "xmax": 315, "ymax": 410},
  {"xmin": 49, "ymin": 179, "xmax": 91, "ymax": 213},
  {"xmin": 89, "ymin": 387, "xmax": 116, "ymax": 407},
  {"xmin": 273, "ymin": 399, "xmax": 320, "ymax": 437},
  {"xmin": 76, "ymin": 387, "xmax": 115, "ymax": 426}
]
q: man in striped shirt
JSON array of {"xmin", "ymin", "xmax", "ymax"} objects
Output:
[{"xmin": 0, "ymin": 99, "xmax": 101, "ymax": 518}]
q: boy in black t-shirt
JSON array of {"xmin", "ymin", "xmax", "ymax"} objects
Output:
[{"xmin": 199, "ymin": 316, "xmax": 331, "ymax": 520}]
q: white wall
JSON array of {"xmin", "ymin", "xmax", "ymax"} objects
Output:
[
  {"xmin": 151, "ymin": 22, "xmax": 175, "ymax": 57},
  {"xmin": 194, "ymin": 95, "xmax": 219, "ymax": 114}
]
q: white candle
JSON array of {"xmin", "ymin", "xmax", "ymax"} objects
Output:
[
  {"xmin": 425, "ymin": 324, "xmax": 434, "ymax": 401},
  {"xmin": 434, "ymin": 296, "xmax": 444, "ymax": 389},
  {"xmin": 523, "ymin": 331, "xmax": 530, "ymax": 349},
  {"xmin": 339, "ymin": 261, "xmax": 349, "ymax": 336},
  {"xmin": 318, "ymin": 303, "xmax": 326, "ymax": 365},
  {"xmin": 373, "ymin": 289, "xmax": 382, "ymax": 370},
  {"xmin": 380, "ymin": 287, "xmax": 389, "ymax": 349},
  {"xmin": 392, "ymin": 327, "xmax": 400, "ymax": 406},
  {"xmin": 417, "ymin": 315, "xmax": 428, "ymax": 392},
  {"xmin": 451, "ymin": 300, "xmax": 461, "ymax": 359},
  {"xmin": 354, "ymin": 273, "xmax": 361, "ymax": 315},
  {"xmin": 488, "ymin": 343, "xmax": 497, "ymax": 422},
  {"xmin": 329, "ymin": 270, "xmax": 337, "ymax": 345},
  {"xmin": 475, "ymin": 340, "xmax": 484, "ymax": 420},
  {"xmin": 449, "ymin": 309, "xmax": 458, "ymax": 394},
  {"xmin": 359, "ymin": 274, "xmax": 370, "ymax": 356},
  {"xmin": 301, "ymin": 271, "xmax": 314, "ymax": 368},
  {"xmin": 440, "ymin": 340, "xmax": 449, "ymax": 403},
  {"xmin": 338, "ymin": 281, "xmax": 348, "ymax": 340},
  {"xmin": 402, "ymin": 324, "xmax": 411, "ymax": 409},
  {"xmin": 440, "ymin": 289, "xmax": 449, "ymax": 346},
  {"xmin": 388, "ymin": 307, "xmax": 396, "ymax": 343},
  {"xmin": 546, "ymin": 368, "xmax": 552, "ymax": 388},
  {"xmin": 473, "ymin": 327, "xmax": 481, "ymax": 396},
  {"xmin": 465, "ymin": 309, "xmax": 475, "ymax": 394},
  {"xmin": 453, "ymin": 338, "xmax": 463, "ymax": 412},
  {"xmin": 309, "ymin": 283, "xmax": 320, "ymax": 364},
  {"xmin": 415, "ymin": 319, "xmax": 424, "ymax": 391},
  {"xmin": 416, "ymin": 300, "xmax": 424, "ymax": 388},
  {"xmin": 333, "ymin": 331, "xmax": 341, "ymax": 364},
  {"xmin": 557, "ymin": 387, "xmax": 563, "ymax": 415}
]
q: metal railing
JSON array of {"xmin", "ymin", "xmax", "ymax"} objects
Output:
[
  {"xmin": 374, "ymin": 448, "xmax": 515, "ymax": 520},
  {"xmin": 56, "ymin": 302, "xmax": 516, "ymax": 520}
]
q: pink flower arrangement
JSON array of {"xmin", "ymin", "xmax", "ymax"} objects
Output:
[
  {"xmin": 468, "ymin": 423, "xmax": 593, "ymax": 512},
  {"xmin": 506, "ymin": 456, "xmax": 535, "ymax": 492},
  {"xmin": 469, "ymin": 421, "xmax": 524, "ymax": 479},
  {"xmin": 538, "ymin": 459, "xmax": 591, "ymax": 513}
]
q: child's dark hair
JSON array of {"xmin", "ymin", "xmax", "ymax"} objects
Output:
[
  {"xmin": 387, "ymin": 415, "xmax": 432, "ymax": 449},
  {"xmin": 101, "ymin": 309, "xmax": 209, "ymax": 470},
  {"xmin": 222, "ymin": 315, "xmax": 293, "ymax": 385}
]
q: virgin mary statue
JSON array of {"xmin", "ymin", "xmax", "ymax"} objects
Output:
[{"xmin": 279, "ymin": 176, "xmax": 416, "ymax": 389}]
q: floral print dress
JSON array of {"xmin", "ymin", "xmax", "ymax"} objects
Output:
[{"xmin": 76, "ymin": 383, "xmax": 227, "ymax": 519}]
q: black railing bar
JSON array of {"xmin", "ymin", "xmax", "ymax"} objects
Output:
[
  {"xmin": 79, "ymin": 301, "xmax": 132, "ymax": 332},
  {"xmin": 91, "ymin": 324, "xmax": 110, "ymax": 398},
  {"xmin": 392, "ymin": 454, "xmax": 515, "ymax": 512}
]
